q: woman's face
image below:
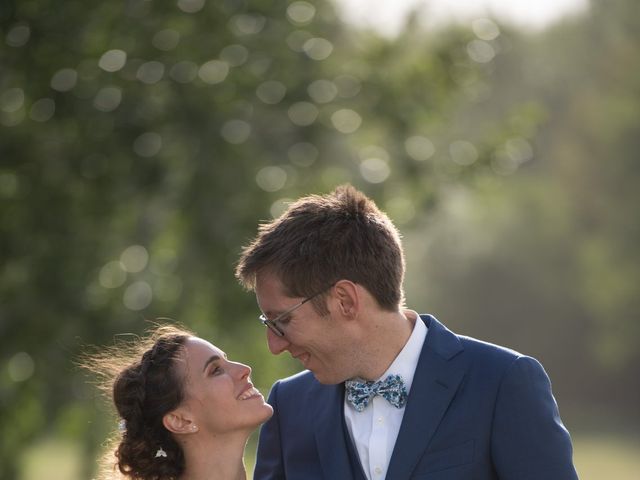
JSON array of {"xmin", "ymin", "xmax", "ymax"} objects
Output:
[{"xmin": 177, "ymin": 337, "xmax": 273, "ymax": 435}]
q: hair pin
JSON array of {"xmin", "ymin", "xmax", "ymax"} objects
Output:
[
  {"xmin": 155, "ymin": 447, "xmax": 167, "ymax": 458},
  {"xmin": 118, "ymin": 419, "xmax": 127, "ymax": 433}
]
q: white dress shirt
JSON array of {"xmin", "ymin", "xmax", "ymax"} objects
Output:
[{"xmin": 344, "ymin": 311, "xmax": 428, "ymax": 480}]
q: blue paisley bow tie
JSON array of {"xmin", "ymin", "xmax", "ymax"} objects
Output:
[{"xmin": 345, "ymin": 374, "xmax": 408, "ymax": 412}]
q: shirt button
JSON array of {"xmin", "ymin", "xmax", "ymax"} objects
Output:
[
  {"xmin": 377, "ymin": 416, "xmax": 384, "ymax": 424},
  {"xmin": 374, "ymin": 467, "xmax": 382, "ymax": 475}
]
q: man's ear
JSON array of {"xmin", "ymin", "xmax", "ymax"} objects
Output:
[
  {"xmin": 333, "ymin": 280, "xmax": 359, "ymax": 317},
  {"xmin": 162, "ymin": 409, "xmax": 198, "ymax": 435}
]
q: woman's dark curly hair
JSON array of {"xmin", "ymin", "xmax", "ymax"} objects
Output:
[{"xmin": 83, "ymin": 324, "xmax": 194, "ymax": 480}]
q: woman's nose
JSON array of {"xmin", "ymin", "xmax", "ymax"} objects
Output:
[{"xmin": 232, "ymin": 361, "xmax": 251, "ymax": 379}]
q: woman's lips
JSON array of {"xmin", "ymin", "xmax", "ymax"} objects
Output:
[{"xmin": 238, "ymin": 385, "xmax": 263, "ymax": 400}]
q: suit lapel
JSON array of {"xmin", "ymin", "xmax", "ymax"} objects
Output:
[
  {"xmin": 313, "ymin": 383, "xmax": 356, "ymax": 480},
  {"xmin": 386, "ymin": 315, "xmax": 467, "ymax": 480}
]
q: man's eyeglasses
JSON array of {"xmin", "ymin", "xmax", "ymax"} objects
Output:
[{"xmin": 258, "ymin": 287, "xmax": 330, "ymax": 337}]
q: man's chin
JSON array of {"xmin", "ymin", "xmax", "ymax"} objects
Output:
[{"xmin": 311, "ymin": 370, "xmax": 344, "ymax": 385}]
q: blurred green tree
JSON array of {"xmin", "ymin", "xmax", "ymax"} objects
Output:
[
  {"xmin": 1, "ymin": 0, "xmax": 493, "ymax": 477},
  {"xmin": 407, "ymin": 0, "xmax": 640, "ymax": 428}
]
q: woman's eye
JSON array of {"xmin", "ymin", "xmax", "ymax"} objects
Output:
[{"xmin": 210, "ymin": 366, "xmax": 223, "ymax": 376}]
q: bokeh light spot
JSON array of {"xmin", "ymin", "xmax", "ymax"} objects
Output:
[
  {"xmin": 308, "ymin": 79, "xmax": 338, "ymax": 103},
  {"xmin": 137, "ymin": 61, "xmax": 165, "ymax": 84},
  {"xmin": 98, "ymin": 49, "xmax": 127, "ymax": 72},
  {"xmin": 29, "ymin": 98, "xmax": 55, "ymax": 122},
  {"xmin": 467, "ymin": 40, "xmax": 495, "ymax": 63},
  {"xmin": 449, "ymin": 140, "xmax": 478, "ymax": 165},
  {"xmin": 50, "ymin": 68, "xmax": 78, "ymax": 92},
  {"xmin": 153, "ymin": 29, "xmax": 181, "ymax": 51},
  {"xmin": 256, "ymin": 80, "xmax": 286, "ymax": 104},
  {"xmin": 170, "ymin": 61, "xmax": 199, "ymax": 83},
  {"xmin": 93, "ymin": 87, "xmax": 122, "ymax": 112},
  {"xmin": 123, "ymin": 281, "xmax": 153, "ymax": 311},
  {"xmin": 99, "ymin": 260, "xmax": 127, "ymax": 288},
  {"xmin": 133, "ymin": 132, "xmax": 163, "ymax": 157},
  {"xmin": 6, "ymin": 24, "xmax": 31, "ymax": 47},
  {"xmin": 303, "ymin": 38, "xmax": 333, "ymax": 60},
  {"xmin": 405, "ymin": 135, "xmax": 435, "ymax": 161},
  {"xmin": 287, "ymin": 2, "xmax": 316, "ymax": 25},
  {"xmin": 229, "ymin": 14, "xmax": 266, "ymax": 35},
  {"xmin": 177, "ymin": 0, "xmax": 205, "ymax": 13},
  {"xmin": 247, "ymin": 55, "xmax": 272, "ymax": 76},
  {"xmin": 331, "ymin": 108, "xmax": 362, "ymax": 133},
  {"xmin": 491, "ymin": 137, "xmax": 533, "ymax": 175},
  {"xmin": 360, "ymin": 158, "xmax": 390, "ymax": 183},
  {"xmin": 220, "ymin": 120, "xmax": 251, "ymax": 144},
  {"xmin": 8, "ymin": 352, "xmax": 35, "ymax": 382},
  {"xmin": 472, "ymin": 18, "xmax": 500, "ymax": 41},
  {"xmin": 359, "ymin": 145, "xmax": 389, "ymax": 162},
  {"xmin": 198, "ymin": 60, "xmax": 229, "ymax": 84},
  {"xmin": 0, "ymin": 88, "xmax": 25, "ymax": 113},
  {"xmin": 256, "ymin": 166, "xmax": 287, "ymax": 192},
  {"xmin": 335, "ymin": 75, "xmax": 362, "ymax": 98},
  {"xmin": 288, "ymin": 101, "xmax": 318, "ymax": 126},
  {"xmin": 270, "ymin": 198, "xmax": 294, "ymax": 218},
  {"xmin": 288, "ymin": 142, "xmax": 318, "ymax": 167},
  {"xmin": 220, "ymin": 44, "xmax": 249, "ymax": 66},
  {"xmin": 505, "ymin": 137, "xmax": 533, "ymax": 163},
  {"xmin": 120, "ymin": 245, "xmax": 149, "ymax": 273}
]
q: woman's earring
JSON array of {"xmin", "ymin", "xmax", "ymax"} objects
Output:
[{"xmin": 192, "ymin": 424, "xmax": 198, "ymax": 432}]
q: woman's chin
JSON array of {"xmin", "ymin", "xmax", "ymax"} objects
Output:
[{"xmin": 258, "ymin": 403, "xmax": 274, "ymax": 423}]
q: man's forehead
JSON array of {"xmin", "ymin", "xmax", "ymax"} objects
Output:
[{"xmin": 255, "ymin": 270, "xmax": 288, "ymax": 294}]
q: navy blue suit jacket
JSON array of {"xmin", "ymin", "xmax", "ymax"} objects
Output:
[{"xmin": 254, "ymin": 315, "xmax": 578, "ymax": 479}]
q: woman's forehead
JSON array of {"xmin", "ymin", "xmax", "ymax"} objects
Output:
[
  {"xmin": 175, "ymin": 337, "xmax": 225, "ymax": 379},
  {"xmin": 184, "ymin": 337, "xmax": 224, "ymax": 360}
]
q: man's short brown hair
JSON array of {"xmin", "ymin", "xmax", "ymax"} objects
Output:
[{"xmin": 236, "ymin": 184, "xmax": 405, "ymax": 312}]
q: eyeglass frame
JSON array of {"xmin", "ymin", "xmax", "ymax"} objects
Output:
[{"xmin": 258, "ymin": 285, "xmax": 333, "ymax": 337}]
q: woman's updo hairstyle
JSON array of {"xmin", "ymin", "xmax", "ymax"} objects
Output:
[{"xmin": 84, "ymin": 323, "xmax": 194, "ymax": 480}]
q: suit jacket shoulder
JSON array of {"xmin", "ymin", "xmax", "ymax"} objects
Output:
[{"xmin": 256, "ymin": 314, "xmax": 578, "ymax": 480}]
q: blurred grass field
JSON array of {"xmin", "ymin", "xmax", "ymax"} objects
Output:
[
  {"xmin": 572, "ymin": 432, "xmax": 640, "ymax": 480},
  {"xmin": 20, "ymin": 431, "xmax": 640, "ymax": 479}
]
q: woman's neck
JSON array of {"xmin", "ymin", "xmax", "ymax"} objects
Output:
[{"xmin": 179, "ymin": 432, "xmax": 248, "ymax": 480}]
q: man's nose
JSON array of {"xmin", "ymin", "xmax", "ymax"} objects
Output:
[{"xmin": 266, "ymin": 328, "xmax": 289, "ymax": 355}]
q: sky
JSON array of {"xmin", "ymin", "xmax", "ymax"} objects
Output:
[{"xmin": 335, "ymin": 0, "xmax": 589, "ymax": 36}]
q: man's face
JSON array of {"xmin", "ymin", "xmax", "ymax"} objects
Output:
[{"xmin": 254, "ymin": 271, "xmax": 354, "ymax": 384}]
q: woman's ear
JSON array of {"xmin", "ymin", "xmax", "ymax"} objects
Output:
[
  {"xmin": 162, "ymin": 409, "xmax": 198, "ymax": 435},
  {"xmin": 333, "ymin": 280, "xmax": 359, "ymax": 317}
]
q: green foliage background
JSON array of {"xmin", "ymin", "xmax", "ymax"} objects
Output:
[{"xmin": 1, "ymin": 0, "xmax": 638, "ymax": 478}]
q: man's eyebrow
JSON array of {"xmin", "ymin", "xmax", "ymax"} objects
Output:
[{"xmin": 265, "ymin": 302, "xmax": 300, "ymax": 319}]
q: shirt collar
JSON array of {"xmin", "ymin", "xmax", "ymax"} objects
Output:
[{"xmin": 378, "ymin": 310, "xmax": 427, "ymax": 393}]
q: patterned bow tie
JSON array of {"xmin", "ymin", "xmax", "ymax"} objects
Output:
[{"xmin": 345, "ymin": 374, "xmax": 408, "ymax": 412}]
